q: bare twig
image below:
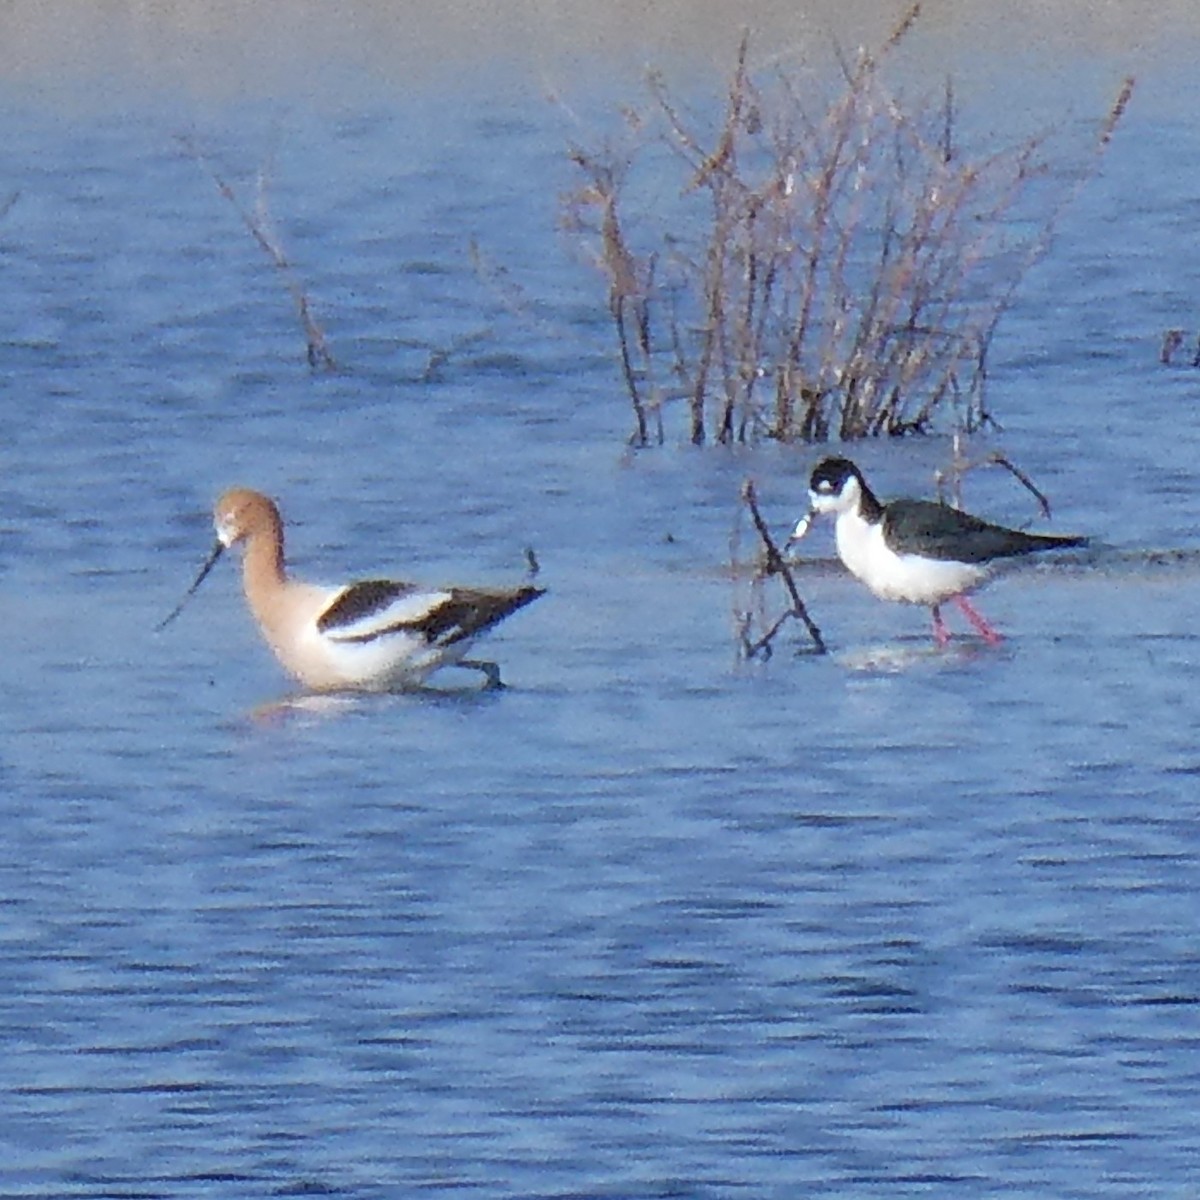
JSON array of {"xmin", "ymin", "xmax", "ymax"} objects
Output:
[
  {"xmin": 935, "ymin": 449, "xmax": 1054, "ymax": 520},
  {"xmin": 1099, "ymin": 76, "xmax": 1135, "ymax": 149},
  {"xmin": 882, "ymin": 2, "xmax": 922, "ymax": 56},
  {"xmin": 986, "ymin": 453, "xmax": 1054, "ymax": 519},
  {"xmin": 739, "ymin": 479, "xmax": 826, "ymax": 656},
  {"xmin": 177, "ymin": 134, "xmax": 335, "ymax": 372}
]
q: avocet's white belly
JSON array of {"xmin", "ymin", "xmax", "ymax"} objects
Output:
[
  {"xmin": 255, "ymin": 582, "xmax": 469, "ymax": 691},
  {"xmin": 835, "ymin": 513, "xmax": 989, "ymax": 606},
  {"xmin": 297, "ymin": 621, "xmax": 459, "ymax": 691}
]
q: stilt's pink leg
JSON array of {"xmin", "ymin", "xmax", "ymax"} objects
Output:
[
  {"xmin": 931, "ymin": 605, "xmax": 951, "ymax": 647},
  {"xmin": 953, "ymin": 595, "xmax": 1003, "ymax": 645}
]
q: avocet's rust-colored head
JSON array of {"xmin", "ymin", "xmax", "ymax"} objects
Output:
[
  {"xmin": 213, "ymin": 488, "xmax": 283, "ymax": 549},
  {"xmin": 157, "ymin": 488, "xmax": 285, "ymax": 632}
]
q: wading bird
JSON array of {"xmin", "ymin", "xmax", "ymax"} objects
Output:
[
  {"xmin": 159, "ymin": 488, "xmax": 543, "ymax": 690},
  {"xmin": 789, "ymin": 457, "xmax": 1086, "ymax": 645}
]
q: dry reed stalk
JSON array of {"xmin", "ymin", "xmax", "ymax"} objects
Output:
[
  {"xmin": 563, "ymin": 149, "xmax": 658, "ymax": 444},
  {"xmin": 178, "ymin": 135, "xmax": 335, "ymax": 372},
  {"xmin": 562, "ymin": 13, "xmax": 1132, "ymax": 446}
]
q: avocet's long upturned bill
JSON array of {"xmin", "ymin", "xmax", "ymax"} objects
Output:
[
  {"xmin": 789, "ymin": 457, "xmax": 1086, "ymax": 645},
  {"xmin": 159, "ymin": 488, "xmax": 544, "ymax": 690}
]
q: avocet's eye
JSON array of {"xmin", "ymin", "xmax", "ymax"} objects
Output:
[{"xmin": 215, "ymin": 512, "xmax": 238, "ymax": 546}]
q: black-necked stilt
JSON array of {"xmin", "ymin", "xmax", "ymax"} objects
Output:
[
  {"xmin": 789, "ymin": 456, "xmax": 1087, "ymax": 645},
  {"xmin": 159, "ymin": 488, "xmax": 543, "ymax": 690}
]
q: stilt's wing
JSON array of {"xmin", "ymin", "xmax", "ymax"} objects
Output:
[{"xmin": 884, "ymin": 500, "xmax": 1085, "ymax": 563}]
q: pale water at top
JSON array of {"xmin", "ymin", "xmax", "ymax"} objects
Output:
[{"xmin": 1, "ymin": 5, "xmax": 1200, "ymax": 1197}]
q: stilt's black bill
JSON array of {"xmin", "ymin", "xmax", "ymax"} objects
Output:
[{"xmin": 156, "ymin": 540, "xmax": 225, "ymax": 631}]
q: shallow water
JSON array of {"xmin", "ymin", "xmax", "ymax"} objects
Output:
[{"xmin": 1, "ymin": 14, "xmax": 1200, "ymax": 1199}]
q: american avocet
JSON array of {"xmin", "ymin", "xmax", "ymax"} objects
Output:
[
  {"xmin": 159, "ymin": 488, "xmax": 544, "ymax": 690},
  {"xmin": 789, "ymin": 457, "xmax": 1086, "ymax": 645}
]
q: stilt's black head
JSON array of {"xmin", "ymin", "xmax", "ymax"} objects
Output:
[
  {"xmin": 809, "ymin": 456, "xmax": 862, "ymax": 495},
  {"xmin": 807, "ymin": 457, "xmax": 883, "ymax": 522}
]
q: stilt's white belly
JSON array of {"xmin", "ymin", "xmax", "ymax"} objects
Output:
[{"xmin": 835, "ymin": 514, "xmax": 988, "ymax": 605}]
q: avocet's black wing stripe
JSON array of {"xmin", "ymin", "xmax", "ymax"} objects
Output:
[
  {"xmin": 320, "ymin": 582, "xmax": 544, "ymax": 646},
  {"xmin": 317, "ymin": 579, "xmax": 425, "ymax": 635},
  {"xmin": 404, "ymin": 586, "xmax": 545, "ymax": 647}
]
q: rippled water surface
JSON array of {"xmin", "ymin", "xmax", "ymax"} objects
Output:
[{"xmin": 2, "ymin": 18, "xmax": 1200, "ymax": 1199}]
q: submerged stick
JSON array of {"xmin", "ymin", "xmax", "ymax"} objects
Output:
[{"xmin": 739, "ymin": 479, "xmax": 826, "ymax": 656}]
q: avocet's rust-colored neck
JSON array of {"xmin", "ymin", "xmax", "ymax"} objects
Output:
[
  {"xmin": 213, "ymin": 488, "xmax": 289, "ymax": 630},
  {"xmin": 241, "ymin": 516, "xmax": 287, "ymax": 621}
]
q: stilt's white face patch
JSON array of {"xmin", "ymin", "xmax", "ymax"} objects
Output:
[{"xmin": 809, "ymin": 472, "xmax": 860, "ymax": 517}]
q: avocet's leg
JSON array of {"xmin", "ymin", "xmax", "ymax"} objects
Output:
[
  {"xmin": 931, "ymin": 605, "xmax": 951, "ymax": 647},
  {"xmin": 953, "ymin": 595, "xmax": 1003, "ymax": 645},
  {"xmin": 459, "ymin": 659, "xmax": 504, "ymax": 690}
]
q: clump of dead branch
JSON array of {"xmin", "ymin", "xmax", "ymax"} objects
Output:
[
  {"xmin": 733, "ymin": 479, "xmax": 826, "ymax": 659},
  {"xmin": 177, "ymin": 135, "xmax": 335, "ymax": 372},
  {"xmin": 562, "ymin": 7, "xmax": 1133, "ymax": 447}
]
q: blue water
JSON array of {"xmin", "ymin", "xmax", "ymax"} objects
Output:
[{"xmin": 1, "ymin": 29, "xmax": 1199, "ymax": 1200}]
